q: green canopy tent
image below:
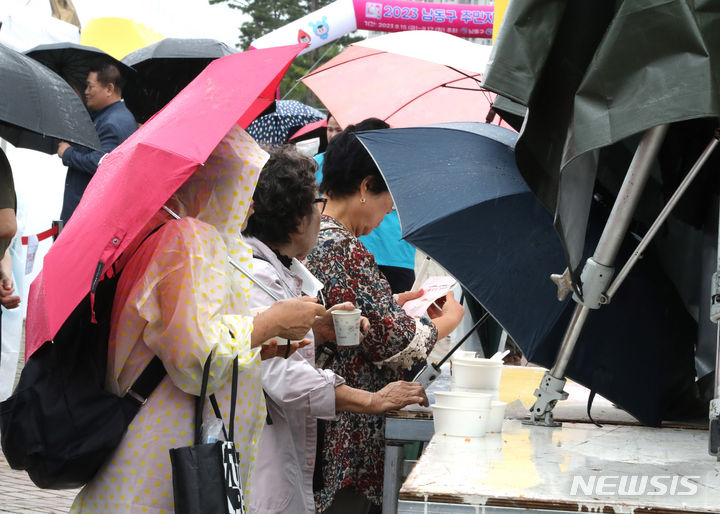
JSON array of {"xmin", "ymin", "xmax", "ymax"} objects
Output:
[{"xmin": 481, "ymin": 0, "xmax": 720, "ymax": 432}]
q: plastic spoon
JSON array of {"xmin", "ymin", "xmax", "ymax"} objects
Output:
[{"xmin": 490, "ymin": 349, "xmax": 510, "ymax": 361}]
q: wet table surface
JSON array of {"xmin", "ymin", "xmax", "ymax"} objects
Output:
[{"xmin": 400, "ymin": 421, "xmax": 720, "ymax": 513}]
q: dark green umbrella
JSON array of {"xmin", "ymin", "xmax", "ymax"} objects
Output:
[
  {"xmin": 483, "ymin": 0, "xmax": 720, "ymax": 280},
  {"xmin": 481, "ymin": 1, "xmax": 720, "ymax": 429}
]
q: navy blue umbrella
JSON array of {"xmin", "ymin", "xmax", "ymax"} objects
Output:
[
  {"xmin": 247, "ymin": 100, "xmax": 324, "ymax": 145},
  {"xmin": 357, "ymin": 123, "xmax": 699, "ymax": 426}
]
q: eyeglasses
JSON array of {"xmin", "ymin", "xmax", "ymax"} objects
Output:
[{"xmin": 313, "ymin": 197, "xmax": 327, "ymax": 214}]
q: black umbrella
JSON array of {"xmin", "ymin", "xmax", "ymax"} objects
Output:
[
  {"xmin": 0, "ymin": 43, "xmax": 102, "ymax": 154},
  {"xmin": 25, "ymin": 42, "xmax": 135, "ymax": 98},
  {"xmin": 122, "ymin": 38, "xmax": 237, "ymax": 123},
  {"xmin": 356, "ymin": 122, "xmax": 700, "ymax": 426}
]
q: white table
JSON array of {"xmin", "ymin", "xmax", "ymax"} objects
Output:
[{"xmin": 398, "ymin": 420, "xmax": 720, "ymax": 513}]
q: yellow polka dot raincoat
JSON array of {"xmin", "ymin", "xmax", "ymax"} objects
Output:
[{"xmin": 71, "ymin": 126, "xmax": 269, "ymax": 514}]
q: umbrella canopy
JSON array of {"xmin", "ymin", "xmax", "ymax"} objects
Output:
[
  {"xmin": 482, "ymin": 0, "xmax": 720, "ymax": 283},
  {"xmin": 290, "ymin": 118, "xmax": 327, "ymax": 141},
  {"xmin": 25, "ymin": 43, "xmax": 305, "ymax": 358},
  {"xmin": 25, "ymin": 42, "xmax": 135, "ymax": 96},
  {"xmin": 356, "ymin": 122, "xmax": 699, "ymax": 426},
  {"xmin": 247, "ymin": 99, "xmax": 324, "ymax": 145},
  {"xmin": 302, "ymin": 30, "xmax": 501, "ymax": 128},
  {"xmin": 0, "ymin": 43, "xmax": 102, "ymax": 154},
  {"xmin": 290, "ymin": 118, "xmax": 328, "ymax": 152},
  {"xmin": 121, "ymin": 38, "xmax": 237, "ymax": 123},
  {"xmin": 80, "ymin": 17, "xmax": 164, "ymax": 60}
]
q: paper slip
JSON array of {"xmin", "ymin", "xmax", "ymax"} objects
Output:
[{"xmin": 402, "ymin": 276, "xmax": 457, "ymax": 318}]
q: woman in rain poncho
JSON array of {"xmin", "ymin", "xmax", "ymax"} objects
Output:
[{"xmin": 72, "ymin": 126, "xmax": 324, "ymax": 513}]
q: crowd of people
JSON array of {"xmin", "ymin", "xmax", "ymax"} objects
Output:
[
  {"xmin": 2, "ymin": 61, "xmax": 465, "ymax": 513},
  {"xmin": 67, "ymin": 119, "xmax": 463, "ymax": 513}
]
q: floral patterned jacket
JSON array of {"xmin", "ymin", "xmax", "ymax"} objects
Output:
[{"xmin": 305, "ymin": 215, "xmax": 438, "ymax": 510}]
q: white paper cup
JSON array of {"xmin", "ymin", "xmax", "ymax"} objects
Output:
[
  {"xmin": 487, "ymin": 401, "xmax": 507, "ymax": 433},
  {"xmin": 331, "ymin": 308, "xmax": 362, "ymax": 347}
]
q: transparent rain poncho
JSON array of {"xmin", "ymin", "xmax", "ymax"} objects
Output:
[{"xmin": 72, "ymin": 126, "xmax": 269, "ymax": 513}]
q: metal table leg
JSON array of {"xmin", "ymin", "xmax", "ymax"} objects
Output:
[{"xmin": 383, "ymin": 443, "xmax": 405, "ymax": 514}]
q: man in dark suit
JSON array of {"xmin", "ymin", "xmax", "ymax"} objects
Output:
[{"xmin": 57, "ymin": 61, "xmax": 137, "ymax": 223}]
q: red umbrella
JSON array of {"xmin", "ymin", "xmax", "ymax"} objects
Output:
[
  {"xmin": 25, "ymin": 44, "xmax": 305, "ymax": 358},
  {"xmin": 289, "ymin": 118, "xmax": 327, "ymax": 141},
  {"xmin": 302, "ymin": 31, "xmax": 509, "ymax": 129}
]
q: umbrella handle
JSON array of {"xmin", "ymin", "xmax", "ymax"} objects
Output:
[{"xmin": 411, "ymin": 256, "xmax": 432, "ymax": 292}]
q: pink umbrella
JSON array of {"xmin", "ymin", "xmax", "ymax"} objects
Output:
[
  {"xmin": 25, "ymin": 44, "xmax": 305, "ymax": 358},
  {"xmin": 289, "ymin": 117, "xmax": 327, "ymax": 141},
  {"xmin": 301, "ymin": 31, "xmax": 510, "ymax": 129}
]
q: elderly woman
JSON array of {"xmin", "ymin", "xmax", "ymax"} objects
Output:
[
  {"xmin": 71, "ymin": 127, "xmax": 324, "ymax": 513},
  {"xmin": 305, "ymin": 118, "xmax": 465, "ymax": 513},
  {"xmin": 242, "ymin": 146, "xmax": 428, "ymax": 514}
]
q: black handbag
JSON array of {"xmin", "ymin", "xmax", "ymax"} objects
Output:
[{"xmin": 169, "ymin": 353, "xmax": 246, "ymax": 514}]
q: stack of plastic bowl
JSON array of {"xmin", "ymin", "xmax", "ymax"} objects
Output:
[
  {"xmin": 431, "ymin": 390, "xmax": 492, "ymax": 437},
  {"xmin": 431, "ymin": 351, "xmax": 507, "ymax": 436}
]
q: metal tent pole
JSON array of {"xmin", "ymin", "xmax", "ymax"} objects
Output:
[
  {"xmin": 709, "ymin": 187, "xmax": 720, "ymax": 458},
  {"xmin": 528, "ymin": 124, "xmax": 669, "ymax": 426}
]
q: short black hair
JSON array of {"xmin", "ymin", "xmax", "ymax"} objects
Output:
[
  {"xmin": 243, "ymin": 146, "xmax": 318, "ymax": 247},
  {"xmin": 89, "ymin": 61, "xmax": 126, "ymax": 95},
  {"xmin": 319, "ymin": 117, "xmax": 390, "ymax": 198}
]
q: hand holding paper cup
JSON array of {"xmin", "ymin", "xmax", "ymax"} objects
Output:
[{"xmin": 331, "ymin": 308, "xmax": 362, "ymax": 347}]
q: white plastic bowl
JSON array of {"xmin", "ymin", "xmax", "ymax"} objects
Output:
[
  {"xmin": 450, "ymin": 386, "xmax": 500, "ymax": 401},
  {"xmin": 432, "ymin": 404, "xmax": 489, "ymax": 437},
  {"xmin": 433, "ymin": 390, "xmax": 492, "ymax": 410},
  {"xmin": 451, "ymin": 359, "xmax": 503, "ymax": 390},
  {"xmin": 452, "ymin": 351, "xmax": 503, "ymax": 366},
  {"xmin": 487, "ymin": 401, "xmax": 507, "ymax": 433}
]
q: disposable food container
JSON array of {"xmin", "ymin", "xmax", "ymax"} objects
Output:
[
  {"xmin": 431, "ymin": 404, "xmax": 489, "ymax": 437},
  {"xmin": 450, "ymin": 357, "xmax": 503, "ymax": 390},
  {"xmin": 433, "ymin": 390, "xmax": 492, "ymax": 410},
  {"xmin": 487, "ymin": 401, "xmax": 507, "ymax": 433}
]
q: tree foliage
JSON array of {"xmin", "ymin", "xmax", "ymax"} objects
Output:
[{"xmin": 209, "ymin": 0, "xmax": 360, "ymax": 108}]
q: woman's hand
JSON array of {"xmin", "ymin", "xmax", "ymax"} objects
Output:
[
  {"xmin": 395, "ymin": 289, "xmax": 423, "ymax": 307},
  {"xmin": 253, "ymin": 297, "xmax": 327, "ymax": 347},
  {"xmin": 260, "ymin": 338, "xmax": 311, "ymax": 360},
  {"xmin": 312, "ymin": 302, "xmax": 370, "ymax": 345},
  {"xmin": 368, "ymin": 381, "xmax": 429, "ymax": 414},
  {"xmin": 334, "ymin": 381, "xmax": 428, "ymax": 414},
  {"xmin": 428, "ymin": 293, "xmax": 465, "ymax": 340}
]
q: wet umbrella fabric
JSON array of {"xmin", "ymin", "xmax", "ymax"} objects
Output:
[
  {"xmin": 25, "ymin": 43, "xmax": 305, "ymax": 358},
  {"xmin": 0, "ymin": 43, "xmax": 102, "ymax": 153},
  {"xmin": 356, "ymin": 123, "xmax": 699, "ymax": 426},
  {"xmin": 121, "ymin": 38, "xmax": 237, "ymax": 123},
  {"xmin": 25, "ymin": 42, "xmax": 135, "ymax": 95},
  {"xmin": 302, "ymin": 30, "xmax": 501, "ymax": 129},
  {"xmin": 246, "ymin": 100, "xmax": 324, "ymax": 145},
  {"xmin": 482, "ymin": 0, "xmax": 720, "ymax": 283}
]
